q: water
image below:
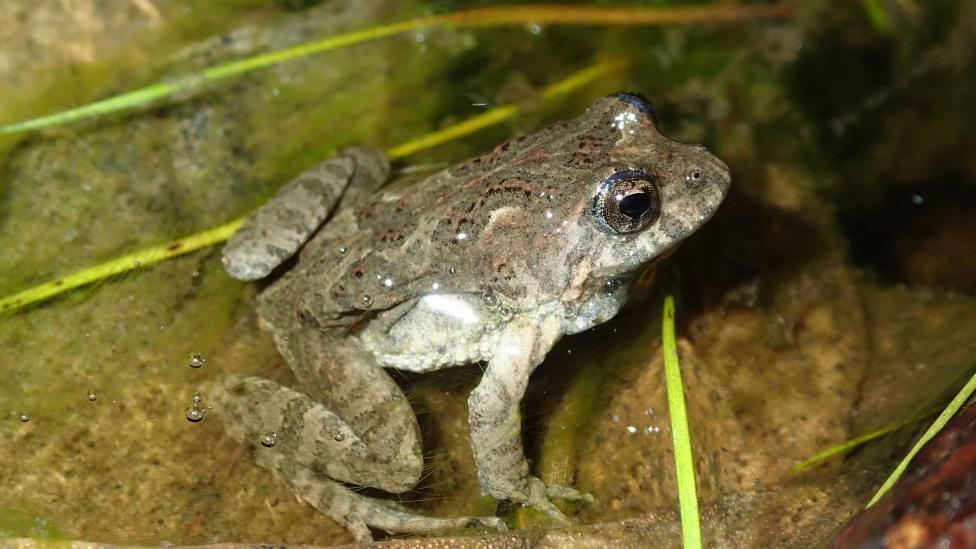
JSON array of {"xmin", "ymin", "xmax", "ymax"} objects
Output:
[{"xmin": 0, "ymin": 0, "xmax": 974, "ymax": 547}]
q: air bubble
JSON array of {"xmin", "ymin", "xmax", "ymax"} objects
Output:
[
  {"xmin": 260, "ymin": 432, "xmax": 278, "ymax": 447},
  {"xmin": 186, "ymin": 353, "xmax": 206, "ymax": 368},
  {"xmin": 18, "ymin": 413, "xmax": 29, "ymax": 423},
  {"xmin": 193, "ymin": 393, "xmax": 204, "ymax": 403},
  {"xmin": 360, "ymin": 294, "xmax": 373, "ymax": 308},
  {"xmin": 448, "ymin": 267, "xmax": 458, "ymax": 275},
  {"xmin": 338, "ymin": 245, "xmax": 348, "ymax": 255},
  {"xmin": 481, "ymin": 290, "xmax": 499, "ymax": 309},
  {"xmin": 87, "ymin": 391, "xmax": 97, "ymax": 402},
  {"xmin": 334, "ymin": 432, "xmax": 346, "ymax": 442},
  {"xmin": 185, "ymin": 405, "xmax": 205, "ymax": 422}
]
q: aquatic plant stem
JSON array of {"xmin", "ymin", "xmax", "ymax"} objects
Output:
[
  {"xmin": 0, "ymin": 62, "xmax": 618, "ymax": 314},
  {"xmin": 0, "ymin": 3, "xmax": 793, "ymax": 135},
  {"xmin": 662, "ymin": 295, "xmax": 702, "ymax": 549},
  {"xmin": 865, "ymin": 368, "xmax": 976, "ymax": 508}
]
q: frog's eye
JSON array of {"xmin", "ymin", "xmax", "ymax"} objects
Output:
[{"xmin": 592, "ymin": 170, "xmax": 661, "ymax": 234}]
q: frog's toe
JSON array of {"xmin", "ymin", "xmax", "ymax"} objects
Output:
[
  {"xmin": 342, "ymin": 519, "xmax": 374, "ymax": 543},
  {"xmin": 466, "ymin": 516, "xmax": 507, "ymax": 531},
  {"xmin": 520, "ymin": 477, "xmax": 571, "ymax": 522},
  {"xmin": 547, "ymin": 483, "xmax": 595, "ymax": 504}
]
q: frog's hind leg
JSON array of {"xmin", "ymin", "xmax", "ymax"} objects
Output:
[
  {"xmin": 255, "ymin": 449, "xmax": 504, "ymax": 542},
  {"xmin": 215, "ymin": 332, "xmax": 504, "ymax": 541},
  {"xmin": 222, "ymin": 147, "xmax": 388, "ymax": 281}
]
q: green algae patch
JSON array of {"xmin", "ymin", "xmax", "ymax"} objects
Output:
[{"xmin": 0, "ymin": 508, "xmax": 64, "ymax": 540}]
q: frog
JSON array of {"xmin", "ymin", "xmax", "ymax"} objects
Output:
[{"xmin": 215, "ymin": 92, "xmax": 731, "ymax": 542}]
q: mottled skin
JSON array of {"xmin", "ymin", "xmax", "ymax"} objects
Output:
[{"xmin": 217, "ymin": 94, "xmax": 731, "ymax": 541}]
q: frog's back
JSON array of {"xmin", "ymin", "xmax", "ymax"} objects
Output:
[{"xmin": 294, "ymin": 121, "xmax": 619, "ymax": 327}]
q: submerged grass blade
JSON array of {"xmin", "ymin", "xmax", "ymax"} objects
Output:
[
  {"xmin": 662, "ymin": 295, "xmax": 702, "ymax": 549},
  {"xmin": 387, "ymin": 61, "xmax": 621, "ymax": 159},
  {"xmin": 789, "ymin": 405, "xmax": 945, "ymax": 474},
  {"xmin": 0, "ymin": 3, "xmax": 793, "ymax": 135},
  {"xmin": 789, "ymin": 419, "xmax": 917, "ymax": 474},
  {"xmin": 0, "ymin": 61, "xmax": 618, "ymax": 314},
  {"xmin": 865, "ymin": 368, "xmax": 976, "ymax": 508},
  {"xmin": 0, "ymin": 219, "xmax": 244, "ymax": 314}
]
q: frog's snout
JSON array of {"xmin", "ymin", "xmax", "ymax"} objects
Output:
[{"xmin": 688, "ymin": 145, "xmax": 732, "ymax": 200}]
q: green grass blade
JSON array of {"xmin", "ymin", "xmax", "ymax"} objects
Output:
[
  {"xmin": 387, "ymin": 60, "xmax": 622, "ymax": 159},
  {"xmin": 789, "ymin": 421, "xmax": 913, "ymax": 474},
  {"xmin": 865, "ymin": 368, "xmax": 976, "ymax": 508},
  {"xmin": 0, "ymin": 3, "xmax": 793, "ymax": 135},
  {"xmin": 0, "ymin": 217, "xmax": 244, "ymax": 314},
  {"xmin": 662, "ymin": 295, "xmax": 702, "ymax": 549},
  {"xmin": 789, "ymin": 406, "xmax": 945, "ymax": 474},
  {"xmin": 0, "ymin": 61, "xmax": 618, "ymax": 314}
]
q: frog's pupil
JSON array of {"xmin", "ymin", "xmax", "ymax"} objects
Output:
[{"xmin": 619, "ymin": 192, "xmax": 651, "ymax": 220}]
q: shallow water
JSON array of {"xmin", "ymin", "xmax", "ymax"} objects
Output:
[{"xmin": 1, "ymin": 0, "xmax": 975, "ymax": 547}]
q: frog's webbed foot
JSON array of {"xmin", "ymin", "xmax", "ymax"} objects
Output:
[
  {"xmin": 483, "ymin": 475, "xmax": 594, "ymax": 524},
  {"xmin": 222, "ymin": 147, "xmax": 388, "ymax": 281}
]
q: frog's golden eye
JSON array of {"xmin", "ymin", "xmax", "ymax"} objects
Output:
[{"xmin": 592, "ymin": 170, "xmax": 661, "ymax": 234}]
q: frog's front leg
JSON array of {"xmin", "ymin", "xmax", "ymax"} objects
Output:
[
  {"xmin": 222, "ymin": 147, "xmax": 388, "ymax": 281},
  {"xmin": 468, "ymin": 317, "xmax": 592, "ymax": 520}
]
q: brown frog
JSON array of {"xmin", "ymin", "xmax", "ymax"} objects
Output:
[{"xmin": 217, "ymin": 93, "xmax": 731, "ymax": 541}]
